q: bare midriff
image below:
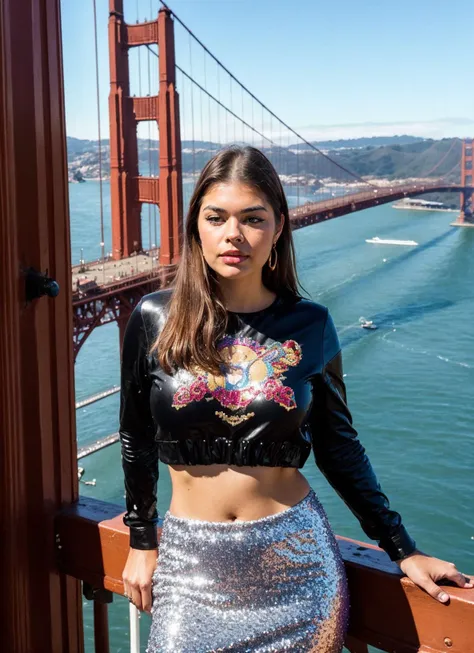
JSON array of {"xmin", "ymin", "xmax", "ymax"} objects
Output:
[{"xmin": 167, "ymin": 465, "xmax": 311, "ymax": 522}]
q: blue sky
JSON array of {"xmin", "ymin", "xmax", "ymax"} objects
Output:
[{"xmin": 61, "ymin": 0, "xmax": 474, "ymax": 142}]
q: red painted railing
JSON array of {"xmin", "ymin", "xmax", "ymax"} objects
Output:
[{"xmin": 55, "ymin": 497, "xmax": 474, "ymax": 653}]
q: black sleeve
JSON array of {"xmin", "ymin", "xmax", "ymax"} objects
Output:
[
  {"xmin": 119, "ymin": 300, "xmax": 159, "ymax": 549},
  {"xmin": 309, "ymin": 308, "xmax": 417, "ymax": 561}
]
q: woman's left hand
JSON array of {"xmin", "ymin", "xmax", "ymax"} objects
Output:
[{"xmin": 396, "ymin": 550, "xmax": 473, "ymax": 603}]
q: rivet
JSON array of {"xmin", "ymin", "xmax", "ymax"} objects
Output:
[{"xmin": 444, "ymin": 638, "xmax": 453, "ymax": 647}]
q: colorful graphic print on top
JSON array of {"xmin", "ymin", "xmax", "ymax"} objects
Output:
[{"xmin": 172, "ymin": 335, "xmax": 303, "ymax": 426}]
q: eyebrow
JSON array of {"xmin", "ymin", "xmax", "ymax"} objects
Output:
[{"xmin": 202, "ymin": 204, "xmax": 268, "ymax": 214}]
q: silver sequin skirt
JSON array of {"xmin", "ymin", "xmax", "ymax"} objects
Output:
[{"xmin": 147, "ymin": 488, "xmax": 350, "ymax": 652}]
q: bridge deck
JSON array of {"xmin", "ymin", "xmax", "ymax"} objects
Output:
[{"xmin": 72, "ymin": 248, "xmax": 160, "ymax": 293}]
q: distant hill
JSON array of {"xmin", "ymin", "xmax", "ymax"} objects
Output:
[
  {"xmin": 332, "ymin": 138, "xmax": 461, "ymax": 180},
  {"xmin": 302, "ymin": 135, "xmax": 423, "ymax": 150},
  {"xmin": 66, "ymin": 135, "xmax": 462, "ymax": 190}
]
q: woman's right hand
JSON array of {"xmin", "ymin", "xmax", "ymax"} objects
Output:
[{"xmin": 122, "ymin": 548, "xmax": 158, "ymax": 614}]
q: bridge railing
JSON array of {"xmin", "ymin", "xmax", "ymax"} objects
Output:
[{"xmin": 55, "ymin": 497, "xmax": 474, "ymax": 653}]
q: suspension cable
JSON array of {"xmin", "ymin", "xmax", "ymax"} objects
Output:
[
  {"xmin": 423, "ymin": 138, "xmax": 460, "ymax": 177},
  {"xmin": 157, "ymin": 0, "xmax": 374, "ymax": 186},
  {"xmin": 147, "ymin": 13, "xmax": 153, "ymax": 252},
  {"xmin": 146, "ymin": 47, "xmax": 296, "ymax": 168},
  {"xmin": 188, "ymin": 35, "xmax": 196, "ymax": 178},
  {"xmin": 92, "ymin": 0, "xmax": 105, "ymax": 276},
  {"xmin": 136, "ymin": 0, "xmax": 142, "ymax": 95},
  {"xmin": 442, "ymin": 159, "xmax": 461, "ymax": 180}
]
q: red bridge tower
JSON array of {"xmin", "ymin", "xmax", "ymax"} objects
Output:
[
  {"xmin": 459, "ymin": 138, "xmax": 473, "ymax": 225},
  {"xmin": 108, "ymin": 1, "xmax": 183, "ymax": 263}
]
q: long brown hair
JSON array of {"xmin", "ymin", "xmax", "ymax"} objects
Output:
[{"xmin": 153, "ymin": 145, "xmax": 302, "ymax": 375}]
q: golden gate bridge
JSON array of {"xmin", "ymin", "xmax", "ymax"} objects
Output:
[{"xmin": 72, "ymin": 0, "xmax": 473, "ymax": 363}]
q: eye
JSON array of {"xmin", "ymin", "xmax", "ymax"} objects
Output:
[
  {"xmin": 244, "ymin": 216, "xmax": 264, "ymax": 224},
  {"xmin": 205, "ymin": 215, "xmax": 224, "ymax": 224}
]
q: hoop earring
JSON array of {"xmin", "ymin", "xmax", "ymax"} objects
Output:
[{"xmin": 268, "ymin": 244, "xmax": 278, "ymax": 271}]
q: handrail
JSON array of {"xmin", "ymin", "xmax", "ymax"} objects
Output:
[
  {"xmin": 77, "ymin": 433, "xmax": 119, "ymax": 460},
  {"xmin": 76, "ymin": 386, "xmax": 120, "ymax": 409},
  {"xmin": 55, "ymin": 497, "xmax": 474, "ymax": 653}
]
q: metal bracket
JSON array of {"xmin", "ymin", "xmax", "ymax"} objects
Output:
[
  {"xmin": 83, "ymin": 582, "xmax": 114, "ymax": 604},
  {"xmin": 24, "ymin": 267, "xmax": 60, "ymax": 302}
]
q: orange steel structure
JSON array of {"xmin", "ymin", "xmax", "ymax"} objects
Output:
[
  {"xmin": 71, "ymin": 2, "xmax": 185, "ymax": 356},
  {"xmin": 72, "ymin": 264, "xmax": 175, "ymax": 359},
  {"xmin": 1, "ymin": 0, "xmax": 82, "ymax": 650},
  {"xmin": 459, "ymin": 138, "xmax": 473, "ymax": 224},
  {"xmin": 108, "ymin": 1, "xmax": 183, "ymax": 265}
]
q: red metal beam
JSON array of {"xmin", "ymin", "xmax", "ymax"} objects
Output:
[
  {"xmin": 108, "ymin": 0, "xmax": 141, "ymax": 259},
  {"xmin": 132, "ymin": 95, "xmax": 159, "ymax": 122},
  {"xmin": 126, "ymin": 19, "xmax": 159, "ymax": 46},
  {"xmin": 72, "ymin": 266, "xmax": 177, "ymax": 360},
  {"xmin": 137, "ymin": 176, "xmax": 160, "ymax": 204},
  {"xmin": 0, "ymin": 0, "xmax": 83, "ymax": 649},
  {"xmin": 157, "ymin": 7, "xmax": 183, "ymax": 265},
  {"xmin": 459, "ymin": 139, "xmax": 473, "ymax": 224}
]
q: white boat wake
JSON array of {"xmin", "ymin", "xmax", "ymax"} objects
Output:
[
  {"xmin": 366, "ymin": 236, "xmax": 418, "ymax": 246},
  {"xmin": 381, "ymin": 331, "xmax": 472, "ymax": 369}
]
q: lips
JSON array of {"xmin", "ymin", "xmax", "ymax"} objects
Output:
[
  {"xmin": 220, "ymin": 250, "xmax": 247, "ymax": 257},
  {"xmin": 219, "ymin": 251, "xmax": 249, "ymax": 264}
]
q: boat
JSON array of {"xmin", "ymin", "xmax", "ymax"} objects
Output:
[
  {"xmin": 366, "ymin": 236, "xmax": 418, "ymax": 246},
  {"xmin": 359, "ymin": 317, "xmax": 378, "ymax": 330},
  {"xmin": 392, "ymin": 198, "xmax": 454, "ymax": 212}
]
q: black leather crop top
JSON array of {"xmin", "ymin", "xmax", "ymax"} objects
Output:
[{"xmin": 119, "ymin": 289, "xmax": 416, "ymax": 560}]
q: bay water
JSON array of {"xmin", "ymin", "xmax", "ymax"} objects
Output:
[{"xmin": 71, "ymin": 181, "xmax": 474, "ymax": 652}]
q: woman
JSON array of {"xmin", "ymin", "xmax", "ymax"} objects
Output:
[{"xmin": 120, "ymin": 146, "xmax": 472, "ymax": 652}]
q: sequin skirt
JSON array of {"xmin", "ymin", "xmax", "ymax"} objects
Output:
[{"xmin": 147, "ymin": 488, "xmax": 349, "ymax": 652}]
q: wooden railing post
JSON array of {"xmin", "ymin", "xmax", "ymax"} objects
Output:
[{"xmin": 83, "ymin": 583, "xmax": 113, "ymax": 653}]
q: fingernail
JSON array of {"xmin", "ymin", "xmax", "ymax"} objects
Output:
[{"xmin": 439, "ymin": 592, "xmax": 449, "ymax": 602}]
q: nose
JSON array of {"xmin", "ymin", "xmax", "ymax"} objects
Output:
[{"xmin": 224, "ymin": 217, "xmax": 244, "ymax": 243}]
